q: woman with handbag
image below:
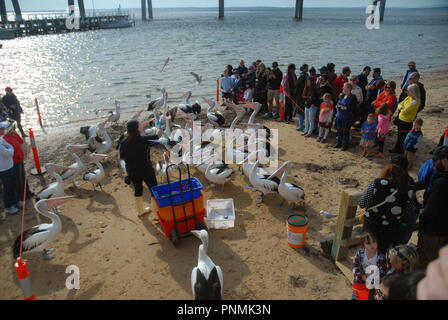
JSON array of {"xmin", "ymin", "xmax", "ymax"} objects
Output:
[
  {"xmin": 390, "ymin": 84, "xmax": 421, "ymax": 154},
  {"xmin": 358, "ymin": 163, "xmax": 413, "ymax": 254}
]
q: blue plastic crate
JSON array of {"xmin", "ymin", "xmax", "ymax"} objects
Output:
[{"xmin": 151, "ymin": 177, "xmax": 203, "ymax": 208}]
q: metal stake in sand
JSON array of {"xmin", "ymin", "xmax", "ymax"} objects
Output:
[
  {"xmin": 34, "ymin": 97, "xmax": 46, "ymax": 134},
  {"xmin": 29, "ymin": 128, "xmax": 46, "ymax": 175}
]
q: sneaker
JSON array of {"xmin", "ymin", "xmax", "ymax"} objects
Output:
[
  {"xmin": 341, "ymin": 146, "xmax": 349, "ymax": 151},
  {"xmin": 321, "ymin": 138, "xmax": 327, "ymax": 143},
  {"xmin": 273, "ymin": 113, "xmax": 280, "ymax": 119},
  {"xmin": 317, "ymin": 137, "xmax": 322, "ymax": 142},
  {"xmin": 5, "ymin": 206, "xmax": 19, "ymax": 215},
  {"xmin": 16, "ymin": 201, "xmax": 24, "ymax": 208},
  {"xmin": 333, "ymin": 143, "xmax": 342, "ymax": 149},
  {"xmin": 263, "ymin": 112, "xmax": 272, "ymax": 119},
  {"xmin": 296, "ymin": 127, "xmax": 304, "ymax": 132}
]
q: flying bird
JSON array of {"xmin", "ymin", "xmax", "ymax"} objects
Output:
[
  {"xmin": 190, "ymin": 72, "xmax": 202, "ymax": 86},
  {"xmin": 160, "ymin": 57, "xmax": 170, "ymax": 72}
]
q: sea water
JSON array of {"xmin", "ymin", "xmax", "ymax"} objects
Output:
[{"xmin": 1, "ymin": 7, "xmax": 447, "ymax": 132}]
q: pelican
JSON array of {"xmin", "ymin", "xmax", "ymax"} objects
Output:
[
  {"xmin": 204, "ymin": 97, "xmax": 225, "ymax": 128},
  {"xmin": 190, "ymin": 72, "xmax": 202, "ymax": 86},
  {"xmin": 179, "ymin": 91, "xmax": 201, "ymax": 119},
  {"xmin": 156, "ymin": 152, "xmax": 173, "ymax": 182},
  {"xmin": 89, "ymin": 121, "xmax": 112, "ymax": 154},
  {"xmin": 191, "ymin": 229, "xmax": 223, "ymax": 300},
  {"xmin": 267, "ymin": 161, "xmax": 305, "ymax": 211},
  {"xmin": 240, "ymin": 150, "xmax": 278, "ymax": 191},
  {"xmin": 205, "ymin": 163, "xmax": 233, "ymax": 193},
  {"xmin": 83, "ymin": 154, "xmax": 108, "ymax": 191},
  {"xmin": 36, "ymin": 163, "xmax": 70, "ymax": 201},
  {"xmin": 107, "ymin": 100, "xmax": 120, "ymax": 123},
  {"xmin": 61, "ymin": 144, "xmax": 89, "ymax": 188},
  {"xmin": 244, "ymin": 159, "xmax": 280, "ymax": 204},
  {"xmin": 13, "ymin": 196, "xmax": 73, "ymax": 260},
  {"xmin": 80, "ymin": 124, "xmax": 104, "ymax": 151},
  {"xmin": 148, "ymin": 88, "xmax": 166, "ymax": 112},
  {"xmin": 246, "ymin": 102, "xmax": 272, "ymax": 140}
]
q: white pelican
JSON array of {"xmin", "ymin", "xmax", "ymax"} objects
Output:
[
  {"xmin": 13, "ymin": 196, "xmax": 73, "ymax": 260},
  {"xmin": 36, "ymin": 163, "xmax": 70, "ymax": 201},
  {"xmin": 107, "ymin": 100, "xmax": 120, "ymax": 123},
  {"xmin": 268, "ymin": 161, "xmax": 305, "ymax": 211},
  {"xmin": 83, "ymin": 154, "xmax": 108, "ymax": 191},
  {"xmin": 61, "ymin": 144, "xmax": 89, "ymax": 188},
  {"xmin": 205, "ymin": 163, "xmax": 233, "ymax": 193},
  {"xmin": 204, "ymin": 97, "xmax": 225, "ymax": 128},
  {"xmin": 156, "ymin": 152, "xmax": 173, "ymax": 182},
  {"xmin": 244, "ymin": 159, "xmax": 280, "ymax": 204},
  {"xmin": 191, "ymin": 229, "xmax": 223, "ymax": 300},
  {"xmin": 247, "ymin": 102, "xmax": 271, "ymax": 140},
  {"xmin": 90, "ymin": 121, "xmax": 112, "ymax": 154}
]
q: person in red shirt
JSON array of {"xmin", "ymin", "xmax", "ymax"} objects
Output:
[
  {"xmin": 3, "ymin": 123, "xmax": 32, "ymax": 206},
  {"xmin": 333, "ymin": 66, "xmax": 351, "ymax": 99},
  {"xmin": 373, "ymin": 81, "xmax": 397, "ymax": 119}
]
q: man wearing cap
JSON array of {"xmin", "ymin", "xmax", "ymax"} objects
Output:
[
  {"xmin": 119, "ymin": 120, "xmax": 162, "ymax": 217},
  {"xmin": 235, "ymin": 60, "xmax": 248, "ymax": 77},
  {"xmin": 0, "ymin": 120, "xmax": 19, "ymax": 215},
  {"xmin": 358, "ymin": 66, "xmax": 371, "ymax": 99},
  {"xmin": 417, "ymin": 146, "xmax": 448, "ymax": 269},
  {"xmin": 401, "ymin": 61, "xmax": 418, "ymax": 90},
  {"xmin": 1, "ymin": 87, "xmax": 27, "ymax": 137},
  {"xmin": 265, "ymin": 62, "xmax": 283, "ymax": 119}
]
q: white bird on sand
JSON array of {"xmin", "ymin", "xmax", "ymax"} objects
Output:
[
  {"xmin": 267, "ymin": 160, "xmax": 305, "ymax": 211},
  {"xmin": 191, "ymin": 229, "xmax": 223, "ymax": 300},
  {"xmin": 190, "ymin": 72, "xmax": 202, "ymax": 86},
  {"xmin": 205, "ymin": 163, "xmax": 233, "ymax": 193},
  {"xmin": 242, "ymin": 158, "xmax": 280, "ymax": 204},
  {"xmin": 36, "ymin": 163, "xmax": 70, "ymax": 201},
  {"xmin": 320, "ymin": 210, "xmax": 337, "ymax": 219},
  {"xmin": 61, "ymin": 144, "xmax": 89, "ymax": 188},
  {"xmin": 13, "ymin": 196, "xmax": 73, "ymax": 260},
  {"xmin": 204, "ymin": 97, "xmax": 225, "ymax": 128},
  {"xmin": 89, "ymin": 121, "xmax": 112, "ymax": 154},
  {"xmin": 107, "ymin": 100, "xmax": 120, "ymax": 123},
  {"xmin": 83, "ymin": 153, "xmax": 108, "ymax": 191}
]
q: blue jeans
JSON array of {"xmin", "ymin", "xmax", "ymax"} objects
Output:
[
  {"xmin": 305, "ymin": 107, "xmax": 319, "ymax": 134},
  {"xmin": 297, "ymin": 113, "xmax": 304, "ymax": 130},
  {"xmin": 336, "ymin": 117, "xmax": 351, "ymax": 147},
  {"xmin": 398, "ymin": 202, "xmax": 420, "ymax": 244},
  {"xmin": 0, "ymin": 167, "xmax": 18, "ymax": 209}
]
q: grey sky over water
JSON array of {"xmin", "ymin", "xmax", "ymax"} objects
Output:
[{"xmin": 5, "ymin": 0, "xmax": 448, "ymax": 11}]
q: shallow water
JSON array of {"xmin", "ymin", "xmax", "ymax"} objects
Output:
[{"xmin": 1, "ymin": 7, "xmax": 447, "ymax": 133}]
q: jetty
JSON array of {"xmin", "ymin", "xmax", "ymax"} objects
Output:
[{"xmin": 0, "ymin": 0, "xmax": 135, "ymax": 40}]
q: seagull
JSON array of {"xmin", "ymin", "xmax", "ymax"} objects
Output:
[
  {"xmin": 190, "ymin": 72, "xmax": 202, "ymax": 86},
  {"xmin": 320, "ymin": 210, "xmax": 337, "ymax": 219},
  {"xmin": 160, "ymin": 57, "xmax": 170, "ymax": 72}
]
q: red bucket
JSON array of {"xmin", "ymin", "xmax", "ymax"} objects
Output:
[{"xmin": 353, "ymin": 283, "xmax": 370, "ymax": 300}]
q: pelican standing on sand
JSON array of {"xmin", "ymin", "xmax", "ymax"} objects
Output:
[
  {"xmin": 107, "ymin": 100, "xmax": 120, "ymax": 123},
  {"xmin": 191, "ymin": 229, "xmax": 223, "ymax": 300},
  {"xmin": 61, "ymin": 144, "xmax": 89, "ymax": 188},
  {"xmin": 245, "ymin": 159, "xmax": 280, "ymax": 204},
  {"xmin": 205, "ymin": 163, "xmax": 233, "ymax": 193},
  {"xmin": 268, "ymin": 161, "xmax": 305, "ymax": 211},
  {"xmin": 90, "ymin": 121, "xmax": 112, "ymax": 154},
  {"xmin": 83, "ymin": 153, "xmax": 108, "ymax": 191},
  {"xmin": 204, "ymin": 98, "xmax": 225, "ymax": 128},
  {"xmin": 36, "ymin": 163, "xmax": 70, "ymax": 201},
  {"xmin": 13, "ymin": 196, "xmax": 73, "ymax": 260}
]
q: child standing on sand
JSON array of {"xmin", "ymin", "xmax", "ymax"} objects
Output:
[
  {"xmin": 317, "ymin": 93, "xmax": 333, "ymax": 143},
  {"xmin": 360, "ymin": 114, "xmax": 377, "ymax": 157},
  {"xmin": 403, "ymin": 118, "xmax": 423, "ymax": 171},
  {"xmin": 375, "ymin": 104, "xmax": 391, "ymax": 159},
  {"xmin": 352, "ymin": 232, "xmax": 388, "ymax": 300}
]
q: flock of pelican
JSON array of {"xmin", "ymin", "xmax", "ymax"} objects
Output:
[{"xmin": 12, "ymin": 76, "xmax": 305, "ymax": 299}]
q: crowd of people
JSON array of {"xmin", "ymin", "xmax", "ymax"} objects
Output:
[{"xmin": 220, "ymin": 59, "xmax": 448, "ymax": 300}]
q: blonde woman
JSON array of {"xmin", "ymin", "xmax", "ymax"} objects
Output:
[{"xmin": 390, "ymin": 84, "xmax": 421, "ymax": 154}]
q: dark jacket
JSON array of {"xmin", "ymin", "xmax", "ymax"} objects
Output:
[
  {"xmin": 420, "ymin": 172, "xmax": 448, "ymax": 236},
  {"xmin": 403, "ymin": 130, "xmax": 423, "ymax": 153},
  {"xmin": 335, "ymin": 93, "xmax": 357, "ymax": 120},
  {"xmin": 119, "ymin": 134, "xmax": 158, "ymax": 176},
  {"xmin": 312, "ymin": 83, "xmax": 333, "ymax": 107},
  {"xmin": 399, "ymin": 82, "xmax": 426, "ymax": 112},
  {"xmin": 267, "ymin": 68, "xmax": 283, "ymax": 90},
  {"xmin": 1, "ymin": 93, "xmax": 23, "ymax": 116}
]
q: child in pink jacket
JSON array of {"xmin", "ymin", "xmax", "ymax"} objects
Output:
[{"xmin": 375, "ymin": 104, "xmax": 391, "ymax": 158}]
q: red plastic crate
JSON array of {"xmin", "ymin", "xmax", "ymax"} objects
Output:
[{"xmin": 157, "ymin": 209, "xmax": 206, "ymax": 238}]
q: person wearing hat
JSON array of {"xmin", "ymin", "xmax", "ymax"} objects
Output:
[
  {"xmin": 3, "ymin": 122, "xmax": 33, "ymax": 206},
  {"xmin": 119, "ymin": 120, "xmax": 162, "ymax": 217},
  {"xmin": 417, "ymin": 146, "xmax": 448, "ymax": 269},
  {"xmin": 1, "ymin": 87, "xmax": 27, "ymax": 138},
  {"xmin": 265, "ymin": 62, "xmax": 283, "ymax": 119},
  {"xmin": 0, "ymin": 121, "xmax": 19, "ymax": 215}
]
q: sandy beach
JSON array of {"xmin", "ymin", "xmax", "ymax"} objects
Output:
[{"xmin": 0, "ymin": 68, "xmax": 447, "ymax": 300}]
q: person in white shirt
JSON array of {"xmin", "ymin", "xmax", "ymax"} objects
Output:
[
  {"xmin": 243, "ymin": 82, "xmax": 254, "ymax": 102},
  {"xmin": 0, "ymin": 121, "xmax": 19, "ymax": 214}
]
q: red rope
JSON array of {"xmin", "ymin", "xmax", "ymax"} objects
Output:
[{"xmin": 19, "ymin": 142, "xmax": 32, "ymax": 260}]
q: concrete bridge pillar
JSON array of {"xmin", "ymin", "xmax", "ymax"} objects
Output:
[
  {"xmin": 219, "ymin": 0, "xmax": 224, "ymax": 19},
  {"xmin": 78, "ymin": 0, "xmax": 86, "ymax": 18},
  {"xmin": 294, "ymin": 0, "xmax": 304, "ymax": 20},
  {"xmin": 12, "ymin": 0, "xmax": 23, "ymax": 22},
  {"xmin": 141, "ymin": 0, "xmax": 147, "ymax": 20},
  {"xmin": 147, "ymin": 0, "xmax": 153, "ymax": 19}
]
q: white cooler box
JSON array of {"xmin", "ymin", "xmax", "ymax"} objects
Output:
[{"xmin": 206, "ymin": 199, "xmax": 235, "ymax": 229}]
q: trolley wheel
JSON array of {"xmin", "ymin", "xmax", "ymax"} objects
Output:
[
  {"xmin": 197, "ymin": 221, "xmax": 208, "ymax": 231},
  {"xmin": 170, "ymin": 229, "xmax": 180, "ymax": 247}
]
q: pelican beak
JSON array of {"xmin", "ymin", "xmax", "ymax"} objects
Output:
[
  {"xmin": 93, "ymin": 154, "xmax": 108, "ymax": 161},
  {"xmin": 191, "ymin": 230, "xmax": 201, "ymax": 239},
  {"xmin": 267, "ymin": 163, "xmax": 287, "ymax": 180},
  {"xmin": 47, "ymin": 196, "xmax": 74, "ymax": 210},
  {"xmin": 69, "ymin": 144, "xmax": 89, "ymax": 151}
]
